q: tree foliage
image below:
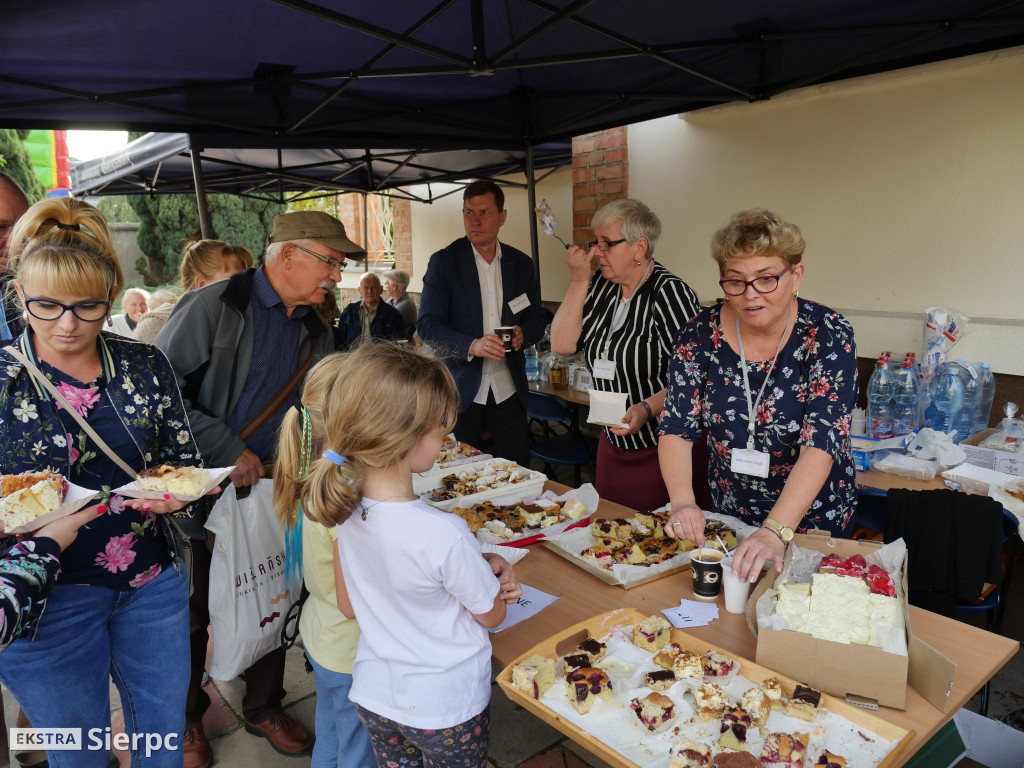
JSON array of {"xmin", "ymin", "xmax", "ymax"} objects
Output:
[
  {"xmin": 0, "ymin": 129, "xmax": 47, "ymax": 203},
  {"xmin": 128, "ymin": 192, "xmax": 284, "ymax": 285}
]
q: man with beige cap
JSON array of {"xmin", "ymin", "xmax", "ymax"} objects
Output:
[{"xmin": 156, "ymin": 210, "xmax": 365, "ymax": 767}]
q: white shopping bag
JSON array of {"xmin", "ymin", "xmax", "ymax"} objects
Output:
[{"xmin": 205, "ymin": 480, "xmax": 294, "ymax": 680}]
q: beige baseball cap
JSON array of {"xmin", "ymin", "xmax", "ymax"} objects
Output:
[{"xmin": 268, "ymin": 210, "xmax": 366, "ymax": 260}]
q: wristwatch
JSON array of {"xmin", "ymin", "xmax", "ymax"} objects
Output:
[{"xmin": 762, "ymin": 518, "xmax": 794, "ymax": 543}]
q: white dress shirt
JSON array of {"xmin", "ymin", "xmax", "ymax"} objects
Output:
[{"xmin": 471, "ymin": 243, "xmax": 515, "ymax": 405}]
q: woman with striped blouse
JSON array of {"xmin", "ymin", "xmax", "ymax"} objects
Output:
[{"xmin": 551, "ymin": 199, "xmax": 700, "ymax": 510}]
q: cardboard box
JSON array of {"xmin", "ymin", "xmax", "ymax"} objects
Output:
[
  {"xmin": 745, "ymin": 530, "xmax": 956, "ymax": 711},
  {"xmin": 958, "ymin": 427, "xmax": 1024, "ymax": 477},
  {"xmin": 851, "ymin": 435, "xmax": 884, "ymax": 471}
]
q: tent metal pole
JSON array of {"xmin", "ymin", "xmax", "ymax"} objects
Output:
[
  {"xmin": 190, "ymin": 148, "xmax": 212, "ymax": 238},
  {"xmin": 362, "ymin": 191, "xmax": 369, "ymax": 271},
  {"xmin": 525, "ymin": 142, "xmax": 540, "ymax": 280}
]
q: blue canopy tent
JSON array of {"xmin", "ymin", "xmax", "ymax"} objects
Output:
[{"xmin": 5, "ymin": 0, "xmax": 1024, "ymax": 252}]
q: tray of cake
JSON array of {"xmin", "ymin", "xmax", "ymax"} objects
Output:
[
  {"xmin": 498, "ymin": 606, "xmax": 913, "ymax": 768},
  {"xmin": 0, "ymin": 470, "xmax": 98, "ymax": 534},
  {"xmin": 431, "ymin": 434, "xmax": 491, "ymax": 469},
  {"xmin": 413, "ymin": 457, "xmax": 547, "ymax": 510},
  {"xmin": 542, "ymin": 510, "xmax": 757, "ymax": 589},
  {"xmin": 434, "ymin": 483, "xmax": 599, "ymax": 546}
]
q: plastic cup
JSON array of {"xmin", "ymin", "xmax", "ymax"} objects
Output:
[
  {"xmin": 691, "ymin": 548, "xmax": 723, "ymax": 600},
  {"xmin": 721, "ymin": 557, "xmax": 751, "ymax": 614},
  {"xmin": 495, "ymin": 326, "xmax": 514, "ymax": 352}
]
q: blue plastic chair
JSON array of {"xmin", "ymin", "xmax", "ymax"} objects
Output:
[{"xmin": 527, "ymin": 390, "xmax": 596, "ymax": 485}]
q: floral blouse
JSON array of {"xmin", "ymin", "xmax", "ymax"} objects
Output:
[
  {"xmin": 659, "ymin": 299, "xmax": 858, "ymax": 535},
  {"xmin": 0, "ymin": 537, "xmax": 61, "ymax": 651},
  {"xmin": 1, "ymin": 331, "xmax": 201, "ymax": 591}
]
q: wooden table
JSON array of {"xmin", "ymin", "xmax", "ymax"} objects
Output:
[
  {"xmin": 530, "ymin": 380, "xmax": 591, "ymax": 407},
  {"xmin": 490, "ymin": 482, "xmax": 1020, "ymax": 768}
]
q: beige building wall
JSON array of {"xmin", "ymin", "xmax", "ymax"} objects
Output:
[{"xmin": 630, "ymin": 47, "xmax": 1024, "ymax": 374}]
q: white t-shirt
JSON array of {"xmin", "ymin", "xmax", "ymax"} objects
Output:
[{"xmin": 336, "ymin": 497, "xmax": 499, "ymax": 728}]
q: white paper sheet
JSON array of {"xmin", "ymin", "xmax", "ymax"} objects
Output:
[
  {"xmin": 489, "ymin": 584, "xmax": 559, "ymax": 633},
  {"xmin": 587, "ymin": 389, "xmax": 628, "ymax": 427}
]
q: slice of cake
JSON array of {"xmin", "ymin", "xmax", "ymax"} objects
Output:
[
  {"xmin": 760, "ymin": 732, "xmax": 809, "ymax": 768},
  {"xmin": 613, "ymin": 542, "xmax": 646, "ymax": 565},
  {"xmin": 703, "ymin": 650, "xmax": 740, "ymax": 684},
  {"xmin": 451, "ymin": 506, "xmax": 484, "ymax": 532},
  {"xmin": 632, "ymin": 615, "xmax": 672, "ymax": 652},
  {"xmin": 760, "ymin": 677, "xmax": 783, "ymax": 710},
  {"xmin": 719, "ymin": 706, "xmax": 752, "ymax": 751},
  {"xmin": 561, "ymin": 653, "xmax": 591, "ymax": 671},
  {"xmin": 564, "ymin": 667, "xmax": 612, "ymax": 714},
  {"xmin": 669, "ymin": 739, "xmax": 712, "ymax": 768},
  {"xmin": 646, "ymin": 669, "xmax": 677, "ymax": 691},
  {"xmin": 694, "ymin": 681, "xmax": 728, "ymax": 722},
  {"xmin": 653, "ymin": 643, "xmax": 681, "ymax": 669},
  {"xmin": 711, "ymin": 753, "xmax": 765, "ymax": 768},
  {"xmin": 813, "ymin": 750, "xmax": 846, "ymax": 768},
  {"xmin": 581, "ymin": 545, "xmax": 615, "ymax": 565},
  {"xmin": 484, "ymin": 519, "xmax": 516, "ymax": 539},
  {"xmin": 138, "ymin": 465, "xmax": 210, "ymax": 496},
  {"xmin": 593, "ymin": 518, "xmax": 631, "ymax": 539},
  {"xmin": 784, "ymin": 685, "xmax": 822, "ymax": 722},
  {"xmin": 672, "ymin": 650, "xmax": 705, "ymax": 682},
  {"xmin": 511, "ymin": 654, "xmax": 555, "ymax": 699},
  {"xmin": 629, "ymin": 692, "xmax": 675, "ymax": 733},
  {"xmin": 595, "ymin": 535, "xmax": 627, "ymax": 551},
  {"xmin": 0, "ymin": 471, "xmax": 69, "ymax": 530},
  {"xmin": 577, "ymin": 637, "xmax": 606, "ymax": 665},
  {"xmin": 740, "ymin": 687, "xmax": 771, "ymax": 731},
  {"xmin": 561, "ymin": 498, "xmax": 588, "ymax": 519},
  {"xmin": 517, "ymin": 502, "xmax": 560, "ymax": 528}
]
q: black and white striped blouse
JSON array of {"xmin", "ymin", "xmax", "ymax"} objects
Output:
[{"xmin": 581, "ymin": 261, "xmax": 700, "ymax": 450}]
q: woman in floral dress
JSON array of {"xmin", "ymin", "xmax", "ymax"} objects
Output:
[
  {"xmin": 0, "ymin": 197, "xmax": 201, "ymax": 768},
  {"xmin": 659, "ymin": 209, "xmax": 857, "ymax": 583}
]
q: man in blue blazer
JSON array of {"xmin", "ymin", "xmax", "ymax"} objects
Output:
[{"xmin": 418, "ymin": 180, "xmax": 546, "ymax": 466}]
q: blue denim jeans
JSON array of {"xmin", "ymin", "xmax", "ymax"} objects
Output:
[
  {"xmin": 0, "ymin": 565, "xmax": 189, "ymax": 768},
  {"xmin": 305, "ymin": 652, "xmax": 374, "ymax": 768}
]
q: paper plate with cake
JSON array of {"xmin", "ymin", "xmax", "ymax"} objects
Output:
[
  {"xmin": 113, "ymin": 465, "xmax": 235, "ymax": 502},
  {"xmin": 0, "ymin": 470, "xmax": 99, "ymax": 534},
  {"xmin": 442, "ymin": 483, "xmax": 600, "ymax": 545}
]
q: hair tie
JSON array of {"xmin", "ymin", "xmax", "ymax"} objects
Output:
[
  {"xmin": 322, "ymin": 449, "xmax": 347, "ymax": 467},
  {"xmin": 57, "ymin": 222, "xmax": 81, "ymax": 231}
]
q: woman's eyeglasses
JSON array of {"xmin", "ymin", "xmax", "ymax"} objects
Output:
[
  {"xmin": 586, "ymin": 238, "xmax": 627, "ymax": 252},
  {"xmin": 718, "ymin": 267, "xmax": 789, "ymax": 296},
  {"xmin": 24, "ymin": 297, "xmax": 111, "ymax": 322}
]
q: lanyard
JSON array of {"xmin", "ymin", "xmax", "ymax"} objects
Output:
[{"xmin": 736, "ymin": 314, "xmax": 791, "ymax": 450}]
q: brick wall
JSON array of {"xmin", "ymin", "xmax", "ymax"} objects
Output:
[
  {"xmin": 571, "ymin": 126, "xmax": 628, "ymax": 244},
  {"xmin": 392, "ymin": 196, "xmax": 412, "ymax": 272}
]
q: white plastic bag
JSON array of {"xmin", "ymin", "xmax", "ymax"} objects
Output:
[{"xmin": 205, "ymin": 480, "xmax": 294, "ymax": 680}]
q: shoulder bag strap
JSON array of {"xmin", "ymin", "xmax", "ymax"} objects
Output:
[
  {"xmin": 3, "ymin": 344, "xmax": 138, "ymax": 480},
  {"xmin": 237, "ymin": 338, "xmax": 319, "ymax": 442}
]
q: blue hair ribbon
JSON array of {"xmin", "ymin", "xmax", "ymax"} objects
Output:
[{"xmin": 322, "ymin": 449, "xmax": 347, "ymax": 467}]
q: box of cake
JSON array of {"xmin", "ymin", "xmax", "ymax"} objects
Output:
[{"xmin": 745, "ymin": 531, "xmax": 956, "ymax": 711}]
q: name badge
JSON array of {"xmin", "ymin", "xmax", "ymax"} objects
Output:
[
  {"xmin": 731, "ymin": 447, "xmax": 770, "ymax": 478},
  {"xmin": 592, "ymin": 358, "xmax": 615, "ymax": 380},
  {"xmin": 508, "ymin": 293, "xmax": 530, "ymax": 314}
]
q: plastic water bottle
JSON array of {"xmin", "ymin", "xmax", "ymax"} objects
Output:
[
  {"xmin": 525, "ymin": 345, "xmax": 539, "ymax": 382},
  {"xmin": 867, "ymin": 359, "xmax": 895, "ymax": 438},
  {"xmin": 924, "ymin": 362, "xmax": 964, "ymax": 435},
  {"xmin": 953, "ymin": 364, "xmax": 981, "ymax": 443},
  {"xmin": 892, "ymin": 360, "xmax": 918, "ymax": 436},
  {"xmin": 976, "ymin": 361, "xmax": 996, "ymax": 433}
]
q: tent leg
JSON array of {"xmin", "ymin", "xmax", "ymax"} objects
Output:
[
  {"xmin": 525, "ymin": 142, "xmax": 540, "ymax": 280},
  {"xmin": 190, "ymin": 148, "xmax": 212, "ymax": 239}
]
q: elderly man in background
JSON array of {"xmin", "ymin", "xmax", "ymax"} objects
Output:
[
  {"xmin": 0, "ymin": 171, "xmax": 29, "ymax": 342},
  {"xmin": 384, "ymin": 268, "xmax": 417, "ymax": 338},
  {"xmin": 156, "ymin": 210, "xmax": 365, "ymax": 767},
  {"xmin": 417, "ymin": 179, "xmax": 546, "ymax": 467},
  {"xmin": 336, "ymin": 271, "xmax": 405, "ymax": 349},
  {"xmin": 109, "ymin": 286, "xmax": 150, "ymax": 337}
]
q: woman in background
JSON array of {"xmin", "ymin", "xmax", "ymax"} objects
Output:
[
  {"xmin": 133, "ymin": 239, "xmax": 253, "ymax": 344},
  {"xmin": 108, "ymin": 286, "xmax": 148, "ymax": 336},
  {"xmin": 383, "ymin": 268, "xmax": 416, "ymax": 339}
]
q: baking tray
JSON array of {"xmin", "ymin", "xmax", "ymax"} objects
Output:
[
  {"xmin": 496, "ymin": 607, "xmax": 914, "ymax": 768},
  {"xmin": 542, "ymin": 511, "xmax": 755, "ymax": 589},
  {"xmin": 412, "ymin": 457, "xmax": 547, "ymax": 508}
]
